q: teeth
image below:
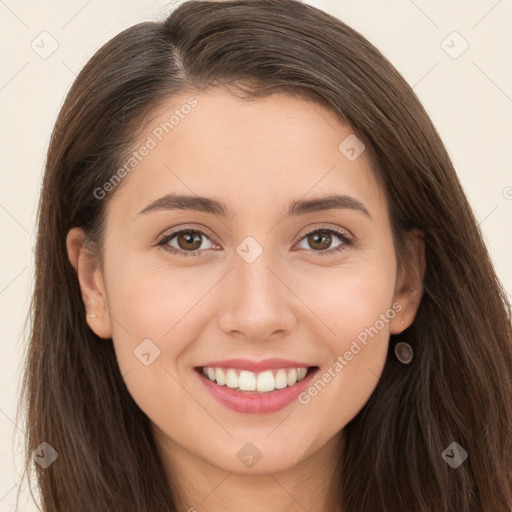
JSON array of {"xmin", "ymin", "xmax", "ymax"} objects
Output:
[
  {"xmin": 201, "ymin": 366, "xmax": 311, "ymax": 393},
  {"xmin": 256, "ymin": 370, "xmax": 274, "ymax": 392},
  {"xmin": 225, "ymin": 369, "xmax": 238, "ymax": 389},
  {"xmin": 275, "ymin": 369, "xmax": 288, "ymax": 389},
  {"xmin": 287, "ymin": 368, "xmax": 298, "ymax": 386},
  {"xmin": 215, "ymin": 368, "xmax": 226, "ymax": 386},
  {"xmin": 239, "ymin": 370, "xmax": 256, "ymax": 391}
]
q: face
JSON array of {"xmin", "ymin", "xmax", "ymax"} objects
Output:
[{"xmin": 68, "ymin": 88, "xmax": 422, "ymax": 476}]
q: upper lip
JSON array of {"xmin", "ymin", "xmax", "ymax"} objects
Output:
[{"xmin": 197, "ymin": 358, "xmax": 315, "ymax": 373}]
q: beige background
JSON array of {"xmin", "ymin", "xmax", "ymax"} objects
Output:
[{"xmin": 1, "ymin": 0, "xmax": 511, "ymax": 509}]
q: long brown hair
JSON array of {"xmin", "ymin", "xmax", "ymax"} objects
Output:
[{"xmin": 17, "ymin": 1, "xmax": 512, "ymax": 510}]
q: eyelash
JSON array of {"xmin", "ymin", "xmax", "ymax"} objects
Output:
[{"xmin": 156, "ymin": 225, "xmax": 353, "ymax": 258}]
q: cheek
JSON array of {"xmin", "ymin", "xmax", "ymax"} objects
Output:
[
  {"xmin": 105, "ymin": 252, "xmax": 204, "ymax": 338},
  {"xmin": 293, "ymin": 249, "xmax": 397, "ymax": 422},
  {"xmin": 103, "ymin": 256, "xmax": 200, "ymax": 421},
  {"xmin": 308, "ymin": 271, "xmax": 395, "ymax": 397},
  {"xmin": 104, "ymin": 253, "xmax": 226, "ymax": 394},
  {"xmin": 295, "ymin": 252, "xmax": 397, "ymax": 348}
]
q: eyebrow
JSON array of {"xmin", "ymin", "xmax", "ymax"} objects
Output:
[{"xmin": 137, "ymin": 193, "xmax": 371, "ymax": 219}]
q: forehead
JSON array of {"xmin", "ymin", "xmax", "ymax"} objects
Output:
[{"xmin": 107, "ymin": 88, "xmax": 384, "ymax": 220}]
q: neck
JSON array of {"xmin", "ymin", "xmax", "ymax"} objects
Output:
[{"xmin": 153, "ymin": 426, "xmax": 345, "ymax": 512}]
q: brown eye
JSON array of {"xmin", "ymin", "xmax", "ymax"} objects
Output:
[
  {"xmin": 295, "ymin": 227, "xmax": 352, "ymax": 256},
  {"xmin": 175, "ymin": 231, "xmax": 203, "ymax": 251},
  {"xmin": 307, "ymin": 231, "xmax": 333, "ymax": 251},
  {"xmin": 158, "ymin": 228, "xmax": 215, "ymax": 257}
]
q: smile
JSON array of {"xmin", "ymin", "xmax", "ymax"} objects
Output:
[
  {"xmin": 200, "ymin": 366, "xmax": 311, "ymax": 393},
  {"xmin": 194, "ymin": 364, "xmax": 319, "ymax": 414}
]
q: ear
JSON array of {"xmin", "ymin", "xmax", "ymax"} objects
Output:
[
  {"xmin": 390, "ymin": 228, "xmax": 426, "ymax": 334},
  {"xmin": 66, "ymin": 227, "xmax": 112, "ymax": 339}
]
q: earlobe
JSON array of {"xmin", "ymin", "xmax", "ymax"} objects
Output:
[
  {"xmin": 66, "ymin": 227, "xmax": 112, "ymax": 340},
  {"xmin": 390, "ymin": 229, "xmax": 426, "ymax": 334}
]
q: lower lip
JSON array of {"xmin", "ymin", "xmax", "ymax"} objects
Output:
[{"xmin": 195, "ymin": 367, "xmax": 319, "ymax": 414}]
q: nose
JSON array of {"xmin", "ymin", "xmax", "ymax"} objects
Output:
[{"xmin": 217, "ymin": 250, "xmax": 298, "ymax": 342}]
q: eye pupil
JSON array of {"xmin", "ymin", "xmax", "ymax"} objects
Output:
[
  {"xmin": 309, "ymin": 231, "xmax": 332, "ymax": 250},
  {"xmin": 178, "ymin": 231, "xmax": 202, "ymax": 250}
]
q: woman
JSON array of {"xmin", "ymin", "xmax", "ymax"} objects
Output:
[{"xmin": 18, "ymin": 0, "xmax": 512, "ymax": 510}]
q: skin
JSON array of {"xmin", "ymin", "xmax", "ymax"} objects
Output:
[{"xmin": 67, "ymin": 88, "xmax": 425, "ymax": 512}]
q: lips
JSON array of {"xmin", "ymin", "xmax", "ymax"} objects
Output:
[
  {"xmin": 197, "ymin": 358, "xmax": 313, "ymax": 373},
  {"xmin": 193, "ymin": 358, "xmax": 319, "ymax": 413},
  {"xmin": 199, "ymin": 366, "xmax": 311, "ymax": 392}
]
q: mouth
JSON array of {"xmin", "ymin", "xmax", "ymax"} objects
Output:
[
  {"xmin": 193, "ymin": 363, "xmax": 320, "ymax": 414},
  {"xmin": 194, "ymin": 365, "xmax": 319, "ymax": 394}
]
